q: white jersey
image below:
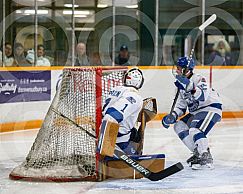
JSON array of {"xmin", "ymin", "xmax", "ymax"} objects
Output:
[
  {"xmin": 174, "ymin": 73, "xmax": 222, "ymax": 117},
  {"xmin": 102, "ymin": 85, "xmax": 143, "ymax": 144}
]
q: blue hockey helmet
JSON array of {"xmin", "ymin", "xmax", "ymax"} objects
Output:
[{"xmin": 177, "ymin": 56, "xmax": 195, "ymax": 71}]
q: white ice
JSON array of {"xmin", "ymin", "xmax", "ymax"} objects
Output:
[{"xmin": 1, "ymin": 119, "xmax": 243, "ymax": 194}]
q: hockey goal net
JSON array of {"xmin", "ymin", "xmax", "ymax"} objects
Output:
[{"xmin": 9, "ymin": 67, "xmax": 127, "ymax": 182}]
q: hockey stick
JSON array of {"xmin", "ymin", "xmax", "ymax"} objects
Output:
[
  {"xmin": 51, "ymin": 107, "xmax": 184, "ymax": 181},
  {"xmin": 169, "ymin": 14, "xmax": 217, "ymax": 115}
]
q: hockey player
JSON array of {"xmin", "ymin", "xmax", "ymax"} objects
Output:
[
  {"xmin": 97, "ymin": 67, "xmax": 145, "ymax": 156},
  {"xmin": 162, "ymin": 56, "xmax": 222, "ymax": 169}
]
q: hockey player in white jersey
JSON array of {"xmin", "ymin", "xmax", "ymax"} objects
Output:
[
  {"xmin": 162, "ymin": 56, "xmax": 222, "ymax": 169},
  {"xmin": 98, "ymin": 67, "xmax": 144, "ymax": 156}
]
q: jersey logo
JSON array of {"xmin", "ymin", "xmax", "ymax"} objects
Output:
[{"xmin": 126, "ymin": 96, "xmax": 136, "ymax": 104}]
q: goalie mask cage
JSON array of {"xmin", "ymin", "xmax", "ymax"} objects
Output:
[{"xmin": 9, "ymin": 67, "xmax": 128, "ymax": 182}]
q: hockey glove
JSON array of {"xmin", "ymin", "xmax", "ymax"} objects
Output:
[
  {"xmin": 129, "ymin": 127, "xmax": 141, "ymax": 143},
  {"xmin": 162, "ymin": 112, "xmax": 177, "ymax": 129},
  {"xmin": 174, "ymin": 75, "xmax": 194, "ymax": 92}
]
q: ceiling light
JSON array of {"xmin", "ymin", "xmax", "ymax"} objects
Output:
[
  {"xmin": 64, "ymin": 4, "xmax": 79, "ymax": 8},
  {"xmin": 37, "ymin": 10, "xmax": 49, "ymax": 14},
  {"xmin": 97, "ymin": 4, "xmax": 108, "ymax": 8},
  {"xmin": 125, "ymin": 4, "xmax": 138, "ymax": 9},
  {"xmin": 66, "ymin": 27, "xmax": 95, "ymax": 31},
  {"xmin": 16, "ymin": 10, "xmax": 23, "ymax": 14},
  {"xmin": 74, "ymin": 15, "xmax": 87, "ymax": 18},
  {"xmin": 63, "ymin": 10, "xmax": 90, "ymax": 15},
  {"xmin": 24, "ymin": 9, "xmax": 49, "ymax": 15}
]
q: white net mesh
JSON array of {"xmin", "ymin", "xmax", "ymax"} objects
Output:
[{"xmin": 10, "ymin": 67, "xmax": 127, "ymax": 181}]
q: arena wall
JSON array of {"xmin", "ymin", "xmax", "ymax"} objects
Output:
[{"xmin": 0, "ymin": 66, "xmax": 242, "ymax": 132}]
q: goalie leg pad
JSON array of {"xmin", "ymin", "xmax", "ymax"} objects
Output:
[
  {"xmin": 102, "ymin": 154, "xmax": 165, "ymax": 180},
  {"xmin": 97, "ymin": 120, "xmax": 119, "ymax": 157}
]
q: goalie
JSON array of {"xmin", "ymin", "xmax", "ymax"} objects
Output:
[{"xmin": 97, "ymin": 67, "xmax": 157, "ymax": 157}]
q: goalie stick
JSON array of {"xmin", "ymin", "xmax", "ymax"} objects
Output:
[
  {"xmin": 51, "ymin": 107, "xmax": 184, "ymax": 181},
  {"xmin": 169, "ymin": 14, "xmax": 217, "ymax": 116},
  {"xmin": 114, "ymin": 146, "xmax": 184, "ymax": 181}
]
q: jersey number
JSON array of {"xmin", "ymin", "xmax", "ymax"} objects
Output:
[{"xmin": 120, "ymin": 104, "xmax": 128, "ymax": 112}]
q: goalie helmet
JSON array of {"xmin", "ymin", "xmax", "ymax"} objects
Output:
[{"xmin": 124, "ymin": 68, "xmax": 144, "ymax": 90}]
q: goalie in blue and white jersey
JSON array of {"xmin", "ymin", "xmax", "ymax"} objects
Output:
[
  {"xmin": 97, "ymin": 67, "xmax": 145, "ymax": 156},
  {"xmin": 162, "ymin": 57, "xmax": 222, "ymax": 170}
]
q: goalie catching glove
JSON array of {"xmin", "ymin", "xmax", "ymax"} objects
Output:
[{"xmin": 137, "ymin": 97, "xmax": 157, "ymax": 123}]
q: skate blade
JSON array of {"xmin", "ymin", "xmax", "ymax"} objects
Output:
[
  {"xmin": 191, "ymin": 163, "xmax": 214, "ymax": 170},
  {"xmin": 187, "ymin": 162, "xmax": 193, "ymax": 167}
]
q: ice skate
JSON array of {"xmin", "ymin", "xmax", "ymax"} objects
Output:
[
  {"xmin": 187, "ymin": 148, "xmax": 200, "ymax": 167},
  {"xmin": 191, "ymin": 149, "xmax": 214, "ymax": 170}
]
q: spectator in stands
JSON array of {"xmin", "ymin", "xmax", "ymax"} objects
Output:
[
  {"xmin": 229, "ymin": 41, "xmax": 240, "ymax": 65},
  {"xmin": 25, "ymin": 49, "xmax": 35, "ymax": 64},
  {"xmin": 13, "ymin": 42, "xmax": 30, "ymax": 66},
  {"xmin": 0, "ymin": 42, "xmax": 14, "ymax": 67},
  {"xmin": 26, "ymin": 45, "xmax": 51, "ymax": 66},
  {"xmin": 36, "ymin": 45, "xmax": 51, "ymax": 66},
  {"xmin": 209, "ymin": 39, "xmax": 231, "ymax": 66},
  {"xmin": 91, "ymin": 52, "xmax": 102, "ymax": 66},
  {"xmin": 75, "ymin": 42, "xmax": 90, "ymax": 66},
  {"xmin": 115, "ymin": 45, "xmax": 131, "ymax": 66}
]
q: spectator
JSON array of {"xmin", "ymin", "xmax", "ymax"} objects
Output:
[
  {"xmin": 115, "ymin": 45, "xmax": 131, "ymax": 66},
  {"xmin": 25, "ymin": 49, "xmax": 35, "ymax": 64},
  {"xmin": 0, "ymin": 42, "xmax": 14, "ymax": 67},
  {"xmin": 36, "ymin": 45, "xmax": 51, "ymax": 66},
  {"xmin": 75, "ymin": 42, "xmax": 90, "ymax": 66},
  {"xmin": 26, "ymin": 45, "xmax": 51, "ymax": 66},
  {"xmin": 91, "ymin": 52, "xmax": 102, "ymax": 66},
  {"xmin": 13, "ymin": 42, "xmax": 30, "ymax": 66},
  {"xmin": 209, "ymin": 39, "xmax": 231, "ymax": 66},
  {"xmin": 229, "ymin": 41, "xmax": 240, "ymax": 65}
]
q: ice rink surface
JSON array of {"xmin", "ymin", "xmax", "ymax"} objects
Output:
[{"xmin": 1, "ymin": 119, "xmax": 243, "ymax": 194}]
